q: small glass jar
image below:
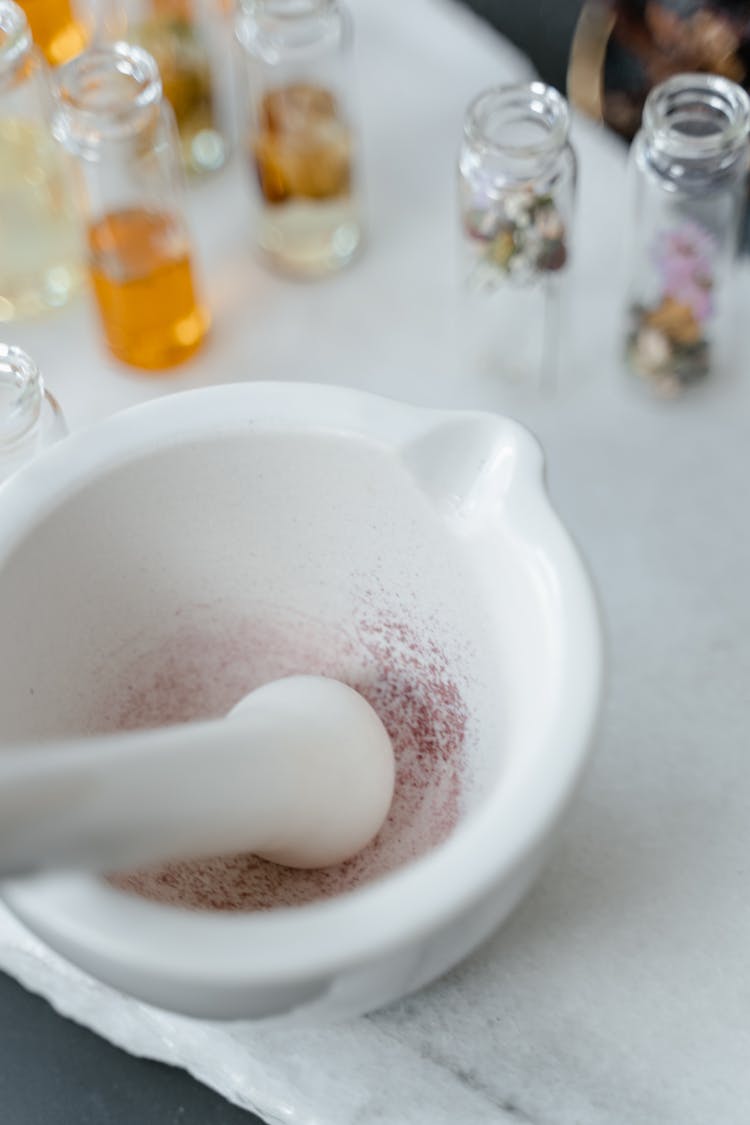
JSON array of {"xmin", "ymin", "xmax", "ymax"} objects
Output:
[
  {"xmin": 17, "ymin": 0, "xmax": 90, "ymax": 67},
  {"xmin": 624, "ymin": 74, "xmax": 750, "ymax": 397},
  {"xmin": 0, "ymin": 344, "xmax": 67, "ymax": 483},
  {"xmin": 0, "ymin": 0, "xmax": 82, "ymax": 322},
  {"xmin": 52, "ymin": 41, "xmax": 209, "ymax": 371},
  {"xmin": 236, "ymin": 0, "xmax": 362, "ymax": 277},
  {"xmin": 108, "ymin": 0, "xmax": 234, "ymax": 176},
  {"xmin": 458, "ymin": 83, "xmax": 577, "ymax": 393}
]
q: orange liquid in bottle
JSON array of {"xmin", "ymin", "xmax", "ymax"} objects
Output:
[
  {"xmin": 19, "ymin": 0, "xmax": 88, "ymax": 66},
  {"xmin": 88, "ymin": 209, "xmax": 208, "ymax": 372}
]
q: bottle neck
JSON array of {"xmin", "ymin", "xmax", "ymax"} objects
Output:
[
  {"xmin": 642, "ymin": 73, "xmax": 750, "ymax": 176},
  {"xmin": 463, "ymin": 83, "xmax": 571, "ymax": 181},
  {"xmin": 52, "ymin": 43, "xmax": 162, "ymax": 158}
]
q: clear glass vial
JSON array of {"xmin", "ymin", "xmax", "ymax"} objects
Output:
[
  {"xmin": 0, "ymin": 0, "xmax": 82, "ymax": 322},
  {"xmin": 458, "ymin": 83, "xmax": 576, "ymax": 393},
  {"xmin": 107, "ymin": 0, "xmax": 234, "ymax": 176},
  {"xmin": 236, "ymin": 0, "xmax": 362, "ymax": 278},
  {"xmin": 52, "ymin": 41, "xmax": 209, "ymax": 371},
  {"xmin": 624, "ymin": 73, "xmax": 750, "ymax": 397},
  {"xmin": 0, "ymin": 344, "xmax": 67, "ymax": 483}
]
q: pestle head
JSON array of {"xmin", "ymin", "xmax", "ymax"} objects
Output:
[{"xmin": 228, "ymin": 676, "xmax": 396, "ymax": 869}]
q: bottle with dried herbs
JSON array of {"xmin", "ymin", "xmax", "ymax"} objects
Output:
[
  {"xmin": 52, "ymin": 42, "xmax": 209, "ymax": 370},
  {"xmin": 458, "ymin": 83, "xmax": 576, "ymax": 393},
  {"xmin": 624, "ymin": 74, "xmax": 750, "ymax": 397},
  {"xmin": 236, "ymin": 0, "xmax": 362, "ymax": 277},
  {"xmin": 110, "ymin": 0, "xmax": 233, "ymax": 176}
]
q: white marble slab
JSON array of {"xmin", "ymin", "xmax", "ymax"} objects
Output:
[{"xmin": 4, "ymin": 1, "xmax": 750, "ymax": 1122}]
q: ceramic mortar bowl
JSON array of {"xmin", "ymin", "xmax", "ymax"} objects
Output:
[{"xmin": 0, "ymin": 383, "xmax": 602, "ymax": 1022}]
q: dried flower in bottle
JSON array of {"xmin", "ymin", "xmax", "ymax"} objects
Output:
[
  {"xmin": 463, "ymin": 187, "xmax": 568, "ymax": 292},
  {"xmin": 627, "ymin": 220, "xmax": 714, "ymax": 395},
  {"xmin": 253, "ymin": 83, "xmax": 352, "ymax": 205}
]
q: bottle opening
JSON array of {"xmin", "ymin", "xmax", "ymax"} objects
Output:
[
  {"xmin": 237, "ymin": 0, "xmax": 342, "ymax": 57},
  {"xmin": 643, "ymin": 73, "xmax": 750, "ymax": 160},
  {"xmin": 54, "ymin": 43, "xmax": 161, "ymax": 144},
  {"xmin": 251, "ymin": 0, "xmax": 335, "ymax": 16},
  {"xmin": 0, "ymin": 345, "xmax": 42, "ymax": 447},
  {"xmin": 464, "ymin": 83, "xmax": 570, "ymax": 160}
]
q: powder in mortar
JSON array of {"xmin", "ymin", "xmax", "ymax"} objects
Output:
[{"xmin": 105, "ymin": 606, "xmax": 468, "ymax": 911}]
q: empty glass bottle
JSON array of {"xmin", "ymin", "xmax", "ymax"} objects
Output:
[
  {"xmin": 624, "ymin": 73, "xmax": 750, "ymax": 397},
  {"xmin": 0, "ymin": 344, "xmax": 67, "ymax": 483},
  {"xmin": 52, "ymin": 41, "xmax": 209, "ymax": 371},
  {"xmin": 0, "ymin": 0, "xmax": 82, "ymax": 322},
  {"xmin": 236, "ymin": 0, "xmax": 363, "ymax": 277},
  {"xmin": 458, "ymin": 83, "xmax": 576, "ymax": 393}
]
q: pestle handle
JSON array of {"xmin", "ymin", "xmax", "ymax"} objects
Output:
[{"xmin": 0, "ymin": 677, "xmax": 395, "ymax": 878}]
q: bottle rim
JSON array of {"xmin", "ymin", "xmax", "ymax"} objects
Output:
[
  {"xmin": 0, "ymin": 0, "xmax": 31, "ymax": 79},
  {"xmin": 0, "ymin": 345, "xmax": 43, "ymax": 448},
  {"xmin": 463, "ymin": 82, "xmax": 570, "ymax": 160},
  {"xmin": 236, "ymin": 0, "xmax": 345, "ymax": 59},
  {"xmin": 643, "ymin": 73, "xmax": 750, "ymax": 161},
  {"xmin": 241, "ymin": 0, "xmax": 338, "ymax": 16},
  {"xmin": 53, "ymin": 42, "xmax": 162, "ymax": 144}
]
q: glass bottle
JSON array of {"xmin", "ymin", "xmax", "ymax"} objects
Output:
[
  {"xmin": 108, "ymin": 0, "xmax": 234, "ymax": 176},
  {"xmin": 52, "ymin": 41, "xmax": 209, "ymax": 371},
  {"xmin": 624, "ymin": 73, "xmax": 750, "ymax": 397},
  {"xmin": 0, "ymin": 343, "xmax": 67, "ymax": 483},
  {"xmin": 0, "ymin": 0, "xmax": 82, "ymax": 322},
  {"xmin": 17, "ymin": 0, "xmax": 89, "ymax": 67},
  {"xmin": 236, "ymin": 0, "xmax": 362, "ymax": 277},
  {"xmin": 458, "ymin": 83, "xmax": 576, "ymax": 393}
]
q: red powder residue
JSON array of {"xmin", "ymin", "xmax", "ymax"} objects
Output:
[{"xmin": 104, "ymin": 604, "xmax": 467, "ymax": 912}]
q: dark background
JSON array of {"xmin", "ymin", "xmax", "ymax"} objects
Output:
[{"xmin": 0, "ymin": 5, "xmax": 578, "ymax": 1123}]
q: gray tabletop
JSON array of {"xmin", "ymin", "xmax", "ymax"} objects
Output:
[{"xmin": 0, "ymin": 973, "xmax": 261, "ymax": 1125}]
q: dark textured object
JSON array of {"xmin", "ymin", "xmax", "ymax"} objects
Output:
[
  {"xmin": 460, "ymin": 0, "xmax": 750, "ymax": 138},
  {"xmin": 567, "ymin": 0, "xmax": 750, "ymax": 139}
]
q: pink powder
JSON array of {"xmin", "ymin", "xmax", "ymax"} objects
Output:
[{"xmin": 103, "ymin": 606, "xmax": 467, "ymax": 912}]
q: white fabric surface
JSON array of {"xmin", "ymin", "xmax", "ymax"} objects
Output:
[{"xmin": 5, "ymin": 2, "xmax": 750, "ymax": 1122}]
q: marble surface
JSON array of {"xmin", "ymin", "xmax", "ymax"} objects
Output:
[{"xmin": 3, "ymin": 1, "xmax": 750, "ymax": 1122}]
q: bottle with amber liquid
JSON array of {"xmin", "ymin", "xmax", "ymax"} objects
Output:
[
  {"xmin": 52, "ymin": 41, "xmax": 209, "ymax": 371},
  {"xmin": 17, "ymin": 0, "xmax": 89, "ymax": 67},
  {"xmin": 236, "ymin": 0, "xmax": 362, "ymax": 277}
]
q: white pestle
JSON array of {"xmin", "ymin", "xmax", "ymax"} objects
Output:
[{"xmin": 0, "ymin": 676, "xmax": 395, "ymax": 879}]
